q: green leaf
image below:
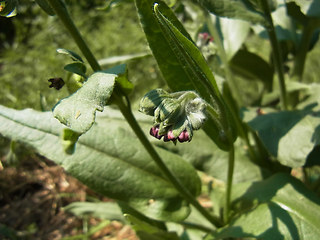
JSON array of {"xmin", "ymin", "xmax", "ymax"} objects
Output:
[
  {"xmin": 64, "ymin": 62, "xmax": 87, "ymax": 78},
  {"xmin": 61, "ymin": 128, "xmax": 81, "ymax": 154},
  {"xmin": 53, "ymin": 72, "xmax": 116, "ymax": 134},
  {"xmin": 253, "ymin": 3, "xmax": 299, "ymax": 44},
  {"xmin": 134, "ymin": 0, "xmax": 194, "ymax": 91},
  {"xmin": 103, "ymin": 64, "xmax": 133, "ymax": 95},
  {"xmin": 211, "ymin": 173, "xmax": 320, "ymax": 239},
  {"xmin": 64, "ymin": 201, "xmax": 124, "ymax": 221},
  {"xmin": 0, "ymin": 105, "xmax": 201, "ymax": 221},
  {"xmin": 98, "ymin": 52, "xmax": 151, "ymax": 67},
  {"xmin": 56, "ymin": 48, "xmax": 84, "ymax": 62},
  {"xmin": 287, "ymin": 0, "xmax": 320, "ymax": 18},
  {"xmin": 230, "ymin": 49, "xmax": 273, "ymax": 86},
  {"xmin": 126, "ymin": 214, "xmax": 180, "ymax": 240},
  {"xmin": 211, "ymin": 16, "xmax": 251, "ymax": 60},
  {"xmin": 34, "ymin": 0, "xmax": 55, "ymax": 16},
  {"xmin": 0, "ymin": 0, "xmax": 17, "ymax": 17},
  {"xmin": 197, "ymin": 0, "xmax": 267, "ymax": 25},
  {"xmin": 155, "ymin": 135, "xmax": 267, "ymax": 183},
  {"xmin": 242, "ymin": 105, "xmax": 320, "ymax": 168},
  {"xmin": 135, "ymin": 0, "xmax": 237, "ymax": 150}
]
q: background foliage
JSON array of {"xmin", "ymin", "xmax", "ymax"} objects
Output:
[{"xmin": 1, "ymin": 0, "xmax": 320, "ymax": 239}]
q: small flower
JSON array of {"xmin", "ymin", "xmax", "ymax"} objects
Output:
[
  {"xmin": 197, "ymin": 32, "xmax": 214, "ymax": 46},
  {"xmin": 139, "ymin": 89, "xmax": 207, "ymax": 143}
]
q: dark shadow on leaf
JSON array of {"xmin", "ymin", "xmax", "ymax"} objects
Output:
[
  {"xmin": 228, "ymin": 173, "xmax": 320, "ymax": 238},
  {"xmin": 305, "ymin": 145, "xmax": 320, "ymax": 167},
  {"xmin": 243, "ymin": 103, "xmax": 319, "ymax": 158}
]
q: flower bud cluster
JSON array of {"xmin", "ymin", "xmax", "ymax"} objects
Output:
[{"xmin": 139, "ymin": 89, "xmax": 207, "ymax": 143}]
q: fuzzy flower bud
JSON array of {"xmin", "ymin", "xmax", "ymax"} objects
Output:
[{"xmin": 139, "ymin": 89, "xmax": 207, "ymax": 143}]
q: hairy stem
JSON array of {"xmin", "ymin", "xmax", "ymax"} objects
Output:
[
  {"xmin": 46, "ymin": 0, "xmax": 222, "ymax": 228},
  {"xmin": 116, "ymin": 94, "xmax": 222, "ymax": 228},
  {"xmin": 224, "ymin": 144, "xmax": 235, "ymax": 223},
  {"xmin": 46, "ymin": 0, "xmax": 101, "ymax": 72},
  {"xmin": 260, "ymin": 0, "xmax": 288, "ymax": 110}
]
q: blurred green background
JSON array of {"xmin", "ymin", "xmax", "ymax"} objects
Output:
[{"xmin": 0, "ymin": 0, "xmax": 165, "ymax": 111}]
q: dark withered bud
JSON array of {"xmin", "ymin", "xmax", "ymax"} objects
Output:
[{"xmin": 48, "ymin": 77, "xmax": 65, "ymax": 90}]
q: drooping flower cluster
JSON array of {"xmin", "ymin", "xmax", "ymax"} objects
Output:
[{"xmin": 139, "ymin": 89, "xmax": 207, "ymax": 143}]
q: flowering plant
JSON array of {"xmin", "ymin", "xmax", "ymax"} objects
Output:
[
  {"xmin": 140, "ymin": 89, "xmax": 207, "ymax": 142},
  {"xmin": 1, "ymin": 0, "xmax": 320, "ymax": 239}
]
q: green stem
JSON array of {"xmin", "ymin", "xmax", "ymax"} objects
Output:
[
  {"xmin": 291, "ymin": 19, "xmax": 320, "ymax": 82},
  {"xmin": 46, "ymin": 0, "xmax": 222, "ymax": 229},
  {"xmin": 224, "ymin": 144, "xmax": 235, "ymax": 223},
  {"xmin": 260, "ymin": 0, "xmax": 288, "ymax": 110},
  {"xmin": 46, "ymin": 0, "xmax": 101, "ymax": 72},
  {"xmin": 115, "ymin": 95, "xmax": 223, "ymax": 228}
]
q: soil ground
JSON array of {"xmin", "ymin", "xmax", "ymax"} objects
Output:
[{"xmin": 0, "ymin": 152, "xmax": 138, "ymax": 240}]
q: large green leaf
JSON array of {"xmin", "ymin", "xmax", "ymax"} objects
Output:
[
  {"xmin": 85, "ymin": 107, "xmax": 265, "ymax": 183},
  {"xmin": 230, "ymin": 49, "xmax": 274, "ymax": 86},
  {"xmin": 210, "ymin": 173, "xmax": 320, "ymax": 239},
  {"xmin": 53, "ymin": 72, "xmax": 116, "ymax": 134},
  {"xmin": 64, "ymin": 201, "xmax": 124, "ymax": 221},
  {"xmin": 134, "ymin": 0, "xmax": 193, "ymax": 91},
  {"xmin": 0, "ymin": 105, "xmax": 201, "ymax": 222},
  {"xmin": 154, "ymin": 136, "xmax": 267, "ymax": 183},
  {"xmin": 197, "ymin": 0, "xmax": 267, "ymax": 25},
  {"xmin": 242, "ymin": 105, "xmax": 320, "ymax": 168},
  {"xmin": 287, "ymin": 0, "xmax": 320, "ymax": 18},
  {"xmin": 135, "ymin": 0, "xmax": 237, "ymax": 150},
  {"xmin": 210, "ymin": 16, "xmax": 251, "ymax": 60}
]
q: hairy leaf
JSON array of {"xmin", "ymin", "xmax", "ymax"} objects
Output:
[
  {"xmin": 211, "ymin": 173, "xmax": 320, "ymax": 239},
  {"xmin": 57, "ymin": 48, "xmax": 84, "ymax": 62},
  {"xmin": 0, "ymin": 105, "xmax": 201, "ymax": 221},
  {"xmin": 64, "ymin": 202, "xmax": 124, "ymax": 221},
  {"xmin": 197, "ymin": 0, "xmax": 267, "ymax": 25},
  {"xmin": 242, "ymin": 105, "xmax": 320, "ymax": 168},
  {"xmin": 53, "ymin": 72, "xmax": 115, "ymax": 134},
  {"xmin": 135, "ymin": 0, "xmax": 237, "ymax": 150}
]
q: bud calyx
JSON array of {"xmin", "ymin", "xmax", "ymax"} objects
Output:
[{"xmin": 139, "ymin": 89, "xmax": 207, "ymax": 143}]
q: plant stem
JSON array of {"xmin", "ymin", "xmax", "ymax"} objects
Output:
[
  {"xmin": 224, "ymin": 144, "xmax": 235, "ymax": 223},
  {"xmin": 115, "ymin": 95, "xmax": 223, "ymax": 228},
  {"xmin": 46, "ymin": 0, "xmax": 223, "ymax": 228},
  {"xmin": 260, "ymin": 0, "xmax": 288, "ymax": 110},
  {"xmin": 46, "ymin": 0, "xmax": 101, "ymax": 72}
]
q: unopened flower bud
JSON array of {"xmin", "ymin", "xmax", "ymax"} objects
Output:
[
  {"xmin": 140, "ymin": 89, "xmax": 208, "ymax": 143},
  {"xmin": 139, "ymin": 89, "xmax": 169, "ymax": 116},
  {"xmin": 155, "ymin": 98, "xmax": 182, "ymax": 124},
  {"xmin": 178, "ymin": 130, "xmax": 190, "ymax": 143}
]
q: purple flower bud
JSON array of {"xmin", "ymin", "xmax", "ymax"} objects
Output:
[
  {"xmin": 163, "ymin": 130, "xmax": 176, "ymax": 142},
  {"xmin": 178, "ymin": 130, "xmax": 190, "ymax": 143},
  {"xmin": 149, "ymin": 125, "xmax": 163, "ymax": 140}
]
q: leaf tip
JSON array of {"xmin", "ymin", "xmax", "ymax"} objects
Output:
[{"xmin": 153, "ymin": 2, "xmax": 159, "ymax": 12}]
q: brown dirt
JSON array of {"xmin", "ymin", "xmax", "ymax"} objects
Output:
[{"xmin": 0, "ymin": 153, "xmax": 138, "ymax": 240}]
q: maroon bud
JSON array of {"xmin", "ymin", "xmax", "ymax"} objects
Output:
[
  {"xmin": 150, "ymin": 125, "xmax": 163, "ymax": 140},
  {"xmin": 178, "ymin": 130, "xmax": 190, "ymax": 143},
  {"xmin": 163, "ymin": 130, "xmax": 176, "ymax": 142}
]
